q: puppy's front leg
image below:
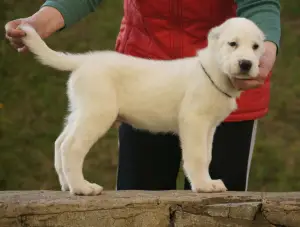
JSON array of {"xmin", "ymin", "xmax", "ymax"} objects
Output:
[
  {"xmin": 207, "ymin": 127, "xmax": 216, "ymax": 168},
  {"xmin": 179, "ymin": 115, "xmax": 227, "ymax": 192}
]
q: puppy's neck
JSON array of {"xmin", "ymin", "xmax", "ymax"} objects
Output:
[{"xmin": 196, "ymin": 48, "xmax": 241, "ymax": 98}]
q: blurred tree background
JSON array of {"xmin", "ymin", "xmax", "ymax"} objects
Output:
[{"xmin": 0, "ymin": 0, "xmax": 300, "ymax": 192}]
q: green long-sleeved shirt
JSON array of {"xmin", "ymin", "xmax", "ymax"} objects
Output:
[{"xmin": 42, "ymin": 0, "xmax": 281, "ymax": 49}]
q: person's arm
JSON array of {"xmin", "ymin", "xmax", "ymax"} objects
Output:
[
  {"xmin": 5, "ymin": 0, "xmax": 103, "ymax": 52},
  {"xmin": 41, "ymin": 0, "xmax": 103, "ymax": 29},
  {"xmin": 235, "ymin": 0, "xmax": 281, "ymax": 52}
]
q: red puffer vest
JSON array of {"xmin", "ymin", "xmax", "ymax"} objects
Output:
[{"xmin": 115, "ymin": 0, "xmax": 271, "ymax": 122}]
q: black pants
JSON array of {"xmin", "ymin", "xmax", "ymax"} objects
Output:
[{"xmin": 116, "ymin": 120, "xmax": 257, "ymax": 191}]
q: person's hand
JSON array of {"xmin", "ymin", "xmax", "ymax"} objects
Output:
[
  {"xmin": 5, "ymin": 17, "xmax": 33, "ymax": 53},
  {"xmin": 232, "ymin": 41, "xmax": 277, "ymax": 90},
  {"xmin": 5, "ymin": 7, "xmax": 65, "ymax": 53}
]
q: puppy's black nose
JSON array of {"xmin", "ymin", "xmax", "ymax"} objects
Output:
[{"xmin": 239, "ymin": 60, "xmax": 252, "ymax": 72}]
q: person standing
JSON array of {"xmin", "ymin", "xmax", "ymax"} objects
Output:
[{"xmin": 5, "ymin": 0, "xmax": 280, "ymax": 191}]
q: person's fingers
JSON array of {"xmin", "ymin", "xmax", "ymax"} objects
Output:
[
  {"xmin": 9, "ymin": 41, "xmax": 23, "ymax": 50},
  {"xmin": 6, "ymin": 35, "xmax": 25, "ymax": 47},
  {"xmin": 10, "ymin": 37, "xmax": 24, "ymax": 45},
  {"xmin": 6, "ymin": 29, "xmax": 26, "ymax": 38},
  {"xmin": 7, "ymin": 36, "xmax": 25, "ymax": 50},
  {"xmin": 232, "ymin": 79, "xmax": 263, "ymax": 90},
  {"xmin": 17, "ymin": 46, "xmax": 28, "ymax": 53},
  {"xmin": 5, "ymin": 34, "xmax": 11, "ymax": 41},
  {"xmin": 5, "ymin": 20, "xmax": 26, "ymax": 38},
  {"xmin": 5, "ymin": 23, "xmax": 27, "ymax": 51}
]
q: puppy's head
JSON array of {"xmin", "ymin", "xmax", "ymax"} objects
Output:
[{"xmin": 207, "ymin": 17, "xmax": 265, "ymax": 80}]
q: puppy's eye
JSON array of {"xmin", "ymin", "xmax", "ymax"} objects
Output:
[
  {"xmin": 253, "ymin": 43, "xmax": 259, "ymax": 50},
  {"xmin": 228, "ymin": 41, "xmax": 238, "ymax": 48}
]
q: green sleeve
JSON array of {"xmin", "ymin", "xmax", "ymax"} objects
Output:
[
  {"xmin": 41, "ymin": 0, "xmax": 103, "ymax": 28},
  {"xmin": 235, "ymin": 0, "xmax": 281, "ymax": 50}
]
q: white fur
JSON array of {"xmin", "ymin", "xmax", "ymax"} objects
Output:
[{"xmin": 18, "ymin": 17, "xmax": 265, "ymax": 195}]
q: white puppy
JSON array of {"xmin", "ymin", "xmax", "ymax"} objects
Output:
[{"xmin": 18, "ymin": 17, "xmax": 265, "ymax": 195}]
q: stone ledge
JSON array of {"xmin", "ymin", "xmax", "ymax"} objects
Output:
[{"xmin": 0, "ymin": 191, "xmax": 300, "ymax": 227}]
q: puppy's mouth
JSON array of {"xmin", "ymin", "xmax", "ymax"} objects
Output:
[
  {"xmin": 233, "ymin": 72, "xmax": 253, "ymax": 80},
  {"xmin": 234, "ymin": 75, "xmax": 250, "ymax": 80}
]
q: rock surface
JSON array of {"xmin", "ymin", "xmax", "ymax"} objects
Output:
[{"xmin": 0, "ymin": 190, "xmax": 299, "ymax": 227}]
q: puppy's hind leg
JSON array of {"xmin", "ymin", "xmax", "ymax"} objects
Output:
[
  {"xmin": 61, "ymin": 71, "xmax": 118, "ymax": 195},
  {"xmin": 179, "ymin": 114, "xmax": 227, "ymax": 193},
  {"xmin": 54, "ymin": 114, "xmax": 75, "ymax": 192},
  {"xmin": 61, "ymin": 105, "xmax": 117, "ymax": 195}
]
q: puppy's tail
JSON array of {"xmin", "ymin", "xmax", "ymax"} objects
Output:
[{"xmin": 19, "ymin": 24, "xmax": 84, "ymax": 71}]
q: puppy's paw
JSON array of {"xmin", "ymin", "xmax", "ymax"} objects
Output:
[
  {"xmin": 192, "ymin": 179, "xmax": 227, "ymax": 193},
  {"xmin": 70, "ymin": 180, "xmax": 103, "ymax": 196}
]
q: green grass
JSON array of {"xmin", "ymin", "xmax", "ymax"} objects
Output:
[{"xmin": 1, "ymin": 0, "xmax": 300, "ymax": 192}]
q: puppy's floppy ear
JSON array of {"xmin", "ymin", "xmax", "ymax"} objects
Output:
[{"xmin": 208, "ymin": 26, "xmax": 221, "ymax": 41}]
